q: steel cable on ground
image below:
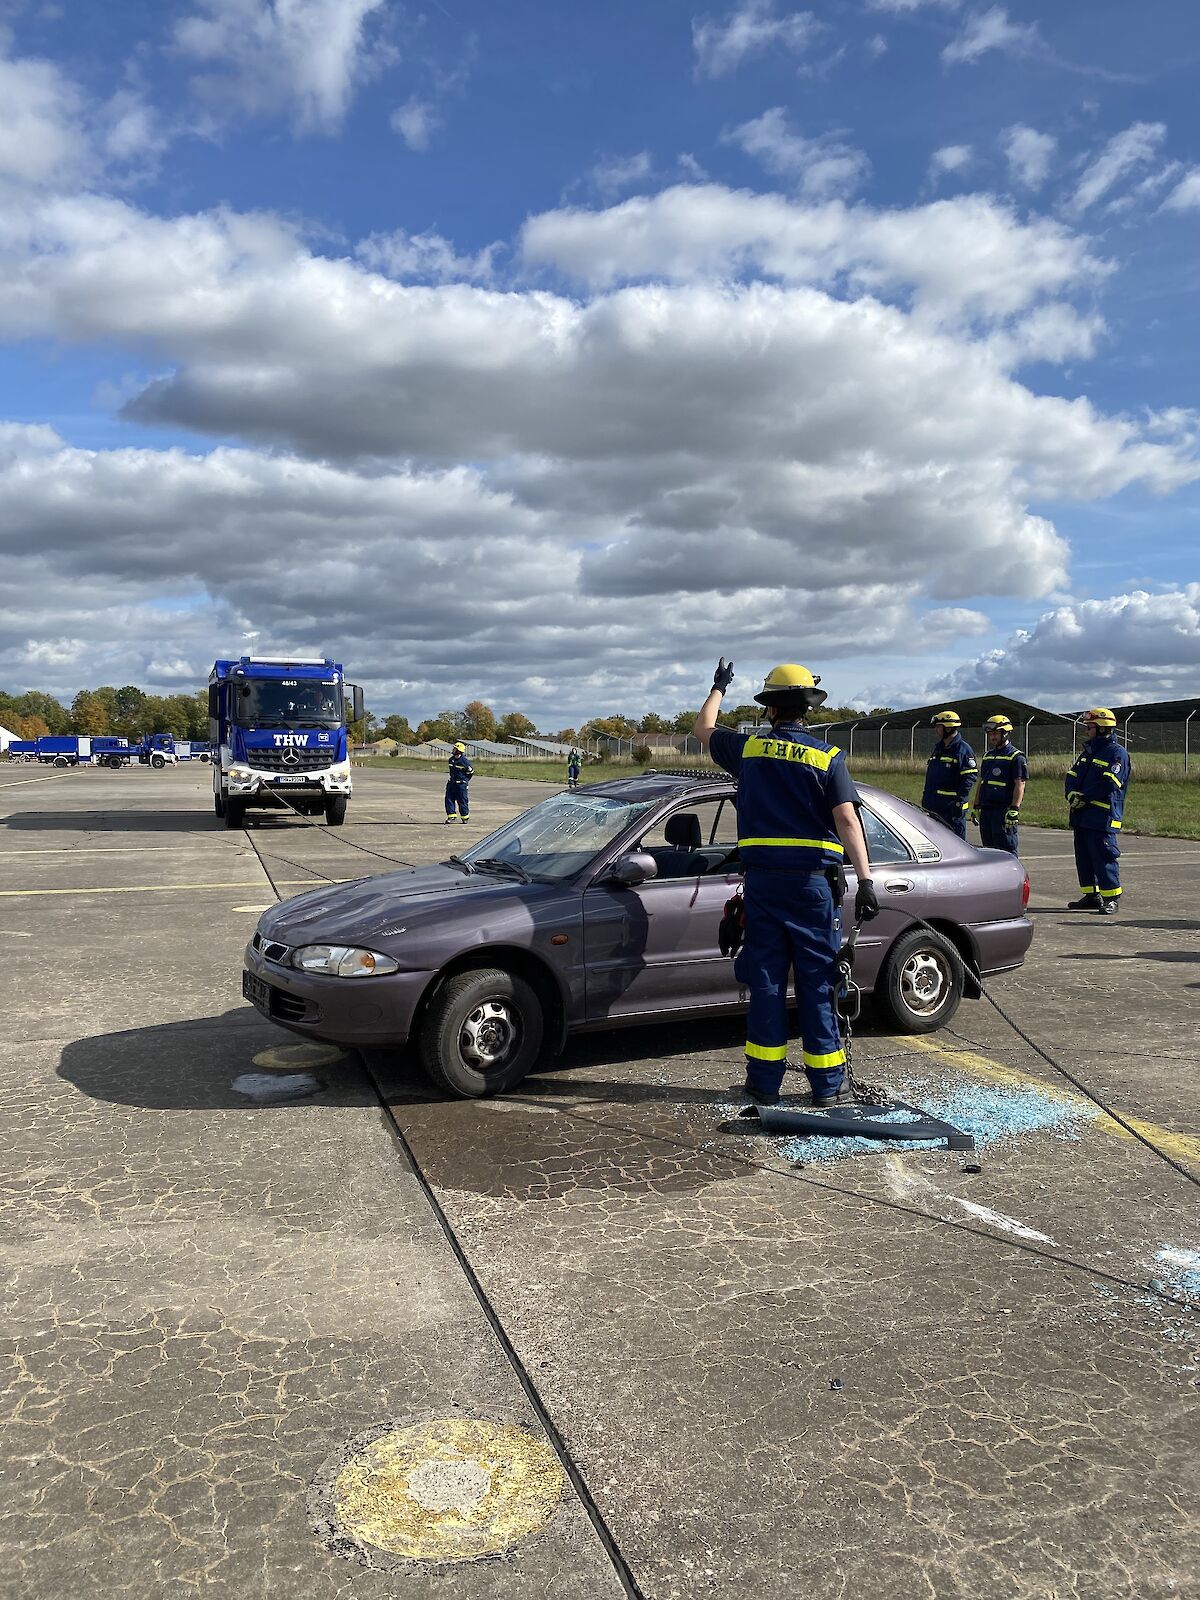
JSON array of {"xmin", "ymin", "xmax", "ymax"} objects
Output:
[
  {"xmin": 884, "ymin": 906, "xmax": 1200, "ymax": 1193},
  {"xmin": 263, "ymin": 787, "xmax": 423, "ymax": 871},
  {"xmin": 483, "ymin": 1089, "xmax": 1198, "ymax": 1315},
  {"xmin": 240, "ymin": 824, "xmax": 649, "ymax": 1600}
]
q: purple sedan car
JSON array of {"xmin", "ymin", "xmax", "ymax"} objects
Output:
[{"xmin": 242, "ymin": 773, "xmax": 1032, "ymax": 1097}]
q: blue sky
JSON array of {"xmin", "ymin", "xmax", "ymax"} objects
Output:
[{"xmin": 0, "ymin": 0, "xmax": 1197, "ymax": 724}]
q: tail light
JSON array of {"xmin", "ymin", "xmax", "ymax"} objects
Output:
[{"xmin": 1021, "ymin": 870, "xmax": 1030, "ymax": 909}]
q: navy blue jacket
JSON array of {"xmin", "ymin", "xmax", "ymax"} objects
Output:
[
  {"xmin": 710, "ymin": 721, "xmax": 857, "ymax": 872},
  {"xmin": 977, "ymin": 741, "xmax": 1028, "ymax": 809},
  {"xmin": 922, "ymin": 734, "xmax": 978, "ymax": 814},
  {"xmin": 1065, "ymin": 733, "xmax": 1129, "ymax": 832},
  {"xmin": 448, "ymin": 752, "xmax": 473, "ymax": 784}
]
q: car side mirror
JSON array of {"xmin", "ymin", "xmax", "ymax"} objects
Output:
[{"xmin": 611, "ymin": 852, "xmax": 658, "ymax": 886}]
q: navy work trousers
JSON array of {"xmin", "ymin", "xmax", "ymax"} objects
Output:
[
  {"xmin": 979, "ymin": 808, "xmax": 1018, "ymax": 855},
  {"xmin": 1073, "ymin": 826, "xmax": 1121, "ymax": 899},
  {"xmin": 734, "ymin": 869, "xmax": 846, "ymax": 1099},
  {"xmin": 929, "ymin": 804, "xmax": 967, "ymax": 840},
  {"xmin": 445, "ymin": 780, "xmax": 470, "ymax": 819}
]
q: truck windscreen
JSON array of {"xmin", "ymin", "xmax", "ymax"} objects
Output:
[{"xmin": 233, "ymin": 679, "xmax": 344, "ymax": 728}]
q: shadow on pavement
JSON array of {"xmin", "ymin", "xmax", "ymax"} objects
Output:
[
  {"xmin": 58, "ymin": 1009, "xmax": 378, "ymax": 1110},
  {"xmin": 3, "ymin": 809, "xmax": 218, "ymax": 834}
]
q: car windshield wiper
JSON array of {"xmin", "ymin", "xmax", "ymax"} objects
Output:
[
  {"xmin": 472, "ymin": 856, "xmax": 531, "ymax": 882},
  {"xmin": 446, "ymin": 854, "xmax": 476, "ymax": 874}
]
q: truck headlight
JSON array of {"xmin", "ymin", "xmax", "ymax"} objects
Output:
[{"xmin": 292, "ymin": 945, "xmax": 399, "ymax": 978}]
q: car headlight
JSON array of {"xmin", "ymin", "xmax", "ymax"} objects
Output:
[{"xmin": 291, "ymin": 944, "xmax": 399, "ymax": 978}]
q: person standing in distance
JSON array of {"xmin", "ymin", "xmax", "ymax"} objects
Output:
[
  {"xmin": 694, "ymin": 660, "xmax": 878, "ymax": 1108},
  {"xmin": 1065, "ymin": 709, "xmax": 1130, "ymax": 913},
  {"xmin": 970, "ymin": 715, "xmax": 1027, "ymax": 854},
  {"xmin": 921, "ymin": 710, "xmax": 978, "ymax": 840},
  {"xmin": 445, "ymin": 742, "xmax": 473, "ymax": 824},
  {"xmin": 567, "ymin": 747, "xmax": 582, "ymax": 790}
]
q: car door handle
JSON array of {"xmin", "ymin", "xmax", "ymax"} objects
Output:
[{"xmin": 884, "ymin": 879, "xmax": 915, "ymax": 893}]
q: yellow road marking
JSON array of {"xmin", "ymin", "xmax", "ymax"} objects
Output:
[
  {"xmin": 332, "ymin": 1419, "xmax": 564, "ymax": 1562},
  {"xmin": 0, "ymin": 879, "xmax": 353, "ymax": 897},
  {"xmin": 254, "ymin": 1043, "xmax": 346, "ymax": 1070},
  {"xmin": 890, "ymin": 1034, "xmax": 1200, "ymax": 1167}
]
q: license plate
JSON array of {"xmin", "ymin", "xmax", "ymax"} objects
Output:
[
  {"xmin": 242, "ymin": 970, "xmax": 270, "ymax": 1008},
  {"xmin": 273, "ymin": 775, "xmax": 306, "ymax": 784}
]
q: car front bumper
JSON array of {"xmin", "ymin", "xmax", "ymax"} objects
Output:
[
  {"xmin": 224, "ymin": 761, "xmax": 353, "ymax": 798},
  {"xmin": 242, "ymin": 943, "xmax": 436, "ymax": 1046}
]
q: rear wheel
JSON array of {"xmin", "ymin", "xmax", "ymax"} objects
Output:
[
  {"xmin": 53, "ymin": 756, "xmax": 69, "ymax": 767},
  {"xmin": 151, "ymin": 754, "xmax": 165, "ymax": 769},
  {"xmin": 325, "ymin": 796, "xmax": 348, "ymax": 827},
  {"xmin": 224, "ymin": 799, "xmax": 246, "ymax": 829},
  {"xmin": 875, "ymin": 927, "xmax": 964, "ymax": 1033},
  {"xmin": 419, "ymin": 968, "xmax": 544, "ymax": 1097}
]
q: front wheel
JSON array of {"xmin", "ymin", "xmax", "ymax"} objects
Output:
[
  {"xmin": 874, "ymin": 926, "xmax": 965, "ymax": 1033},
  {"xmin": 224, "ymin": 799, "xmax": 246, "ymax": 829},
  {"xmin": 214, "ymin": 791, "xmax": 226, "ymax": 818},
  {"xmin": 325, "ymin": 797, "xmax": 347, "ymax": 827},
  {"xmin": 151, "ymin": 754, "xmax": 165, "ymax": 769},
  {"xmin": 419, "ymin": 968, "xmax": 544, "ymax": 1097}
]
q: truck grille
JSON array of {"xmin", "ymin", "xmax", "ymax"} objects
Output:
[{"xmin": 250, "ymin": 749, "xmax": 334, "ymax": 773}]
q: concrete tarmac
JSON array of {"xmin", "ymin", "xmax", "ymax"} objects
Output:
[{"xmin": 1, "ymin": 763, "xmax": 1197, "ymax": 1599}]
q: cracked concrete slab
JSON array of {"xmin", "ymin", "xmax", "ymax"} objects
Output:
[{"xmin": 3, "ymin": 764, "xmax": 1197, "ymax": 1599}]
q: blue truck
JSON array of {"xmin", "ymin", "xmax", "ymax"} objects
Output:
[
  {"xmin": 208, "ymin": 655, "xmax": 362, "ymax": 829},
  {"xmin": 91, "ymin": 734, "xmax": 178, "ymax": 768}
]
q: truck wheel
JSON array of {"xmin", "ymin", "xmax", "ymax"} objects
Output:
[
  {"xmin": 324, "ymin": 797, "xmax": 348, "ymax": 827},
  {"xmin": 53, "ymin": 756, "xmax": 69, "ymax": 767},
  {"xmin": 419, "ymin": 968, "xmax": 544, "ymax": 1098},
  {"xmin": 875, "ymin": 927, "xmax": 964, "ymax": 1034},
  {"xmin": 224, "ymin": 799, "xmax": 246, "ymax": 829},
  {"xmin": 214, "ymin": 792, "xmax": 226, "ymax": 818},
  {"xmin": 151, "ymin": 754, "xmax": 165, "ymax": 769}
]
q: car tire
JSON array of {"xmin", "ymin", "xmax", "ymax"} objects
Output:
[
  {"xmin": 419, "ymin": 968, "xmax": 544, "ymax": 1098},
  {"xmin": 214, "ymin": 791, "xmax": 226, "ymax": 818},
  {"xmin": 325, "ymin": 797, "xmax": 348, "ymax": 827},
  {"xmin": 52, "ymin": 756, "xmax": 69, "ymax": 767},
  {"xmin": 875, "ymin": 926, "xmax": 964, "ymax": 1034},
  {"xmin": 151, "ymin": 754, "xmax": 165, "ymax": 769},
  {"xmin": 224, "ymin": 799, "xmax": 246, "ymax": 829}
]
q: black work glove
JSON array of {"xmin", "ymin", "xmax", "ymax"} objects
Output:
[
  {"xmin": 854, "ymin": 879, "xmax": 880, "ymax": 922},
  {"xmin": 711, "ymin": 657, "xmax": 734, "ymax": 694}
]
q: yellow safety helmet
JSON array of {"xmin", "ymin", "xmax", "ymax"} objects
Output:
[
  {"xmin": 753, "ymin": 663, "xmax": 828, "ymax": 712},
  {"xmin": 453, "ymin": 741, "xmax": 466, "ymax": 752},
  {"xmin": 1081, "ymin": 708, "xmax": 1116, "ymax": 728},
  {"xmin": 984, "ymin": 715, "xmax": 1013, "ymax": 733},
  {"xmin": 931, "ymin": 709, "xmax": 961, "ymax": 727}
]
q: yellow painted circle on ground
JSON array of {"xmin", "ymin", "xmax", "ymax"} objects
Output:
[
  {"xmin": 252, "ymin": 1042, "xmax": 346, "ymax": 1071},
  {"xmin": 332, "ymin": 1419, "xmax": 564, "ymax": 1562}
]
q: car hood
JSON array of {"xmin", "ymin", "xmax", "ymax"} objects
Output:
[{"xmin": 257, "ymin": 863, "xmax": 560, "ymax": 948}]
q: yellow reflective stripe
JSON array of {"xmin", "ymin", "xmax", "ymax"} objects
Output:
[
  {"xmin": 1111, "ymin": 820, "xmax": 1122, "ymax": 830},
  {"xmin": 1104, "ymin": 771, "xmax": 1123, "ymax": 786},
  {"xmin": 738, "ymin": 837, "xmax": 844, "ymax": 853},
  {"xmin": 746, "ymin": 1041, "xmax": 788, "ymax": 1062},
  {"xmin": 1078, "ymin": 884, "xmax": 1096, "ymax": 892},
  {"xmin": 802, "ymin": 1047, "xmax": 846, "ymax": 1069},
  {"xmin": 936, "ymin": 788, "xmax": 958, "ymax": 796},
  {"xmin": 1088, "ymin": 799, "xmax": 1110, "ymax": 809},
  {"xmin": 743, "ymin": 737, "xmax": 839, "ymax": 770},
  {"xmin": 983, "ymin": 780, "xmax": 1007, "ymax": 786},
  {"xmin": 1099, "ymin": 887, "xmax": 1122, "ymax": 897}
]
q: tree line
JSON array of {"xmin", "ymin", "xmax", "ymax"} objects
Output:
[
  {"xmin": 3, "ymin": 685, "xmax": 893, "ymax": 747},
  {"xmin": 0, "ymin": 686, "xmax": 210, "ymax": 742}
]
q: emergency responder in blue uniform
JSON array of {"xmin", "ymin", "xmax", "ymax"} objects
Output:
[
  {"xmin": 445, "ymin": 742, "xmax": 473, "ymax": 823},
  {"xmin": 567, "ymin": 748, "xmax": 582, "ymax": 790},
  {"xmin": 1065, "ymin": 709, "xmax": 1130, "ymax": 913},
  {"xmin": 921, "ymin": 710, "xmax": 978, "ymax": 839},
  {"xmin": 969, "ymin": 715, "xmax": 1028, "ymax": 854},
  {"xmin": 695, "ymin": 661, "xmax": 878, "ymax": 1108}
]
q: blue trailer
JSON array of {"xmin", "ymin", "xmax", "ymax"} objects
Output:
[
  {"xmin": 208, "ymin": 655, "xmax": 362, "ymax": 828},
  {"xmin": 36, "ymin": 736, "xmax": 93, "ymax": 767},
  {"xmin": 7, "ymin": 740, "xmax": 38, "ymax": 762}
]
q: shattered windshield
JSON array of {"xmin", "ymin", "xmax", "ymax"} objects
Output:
[
  {"xmin": 234, "ymin": 679, "xmax": 343, "ymax": 728},
  {"xmin": 459, "ymin": 792, "xmax": 657, "ymax": 882}
]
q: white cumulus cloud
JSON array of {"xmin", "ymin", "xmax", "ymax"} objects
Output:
[
  {"xmin": 942, "ymin": 6, "xmax": 1039, "ymax": 66},
  {"xmin": 1002, "ymin": 124, "xmax": 1055, "ymax": 189},
  {"xmin": 726, "ymin": 109, "xmax": 870, "ymax": 200}
]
